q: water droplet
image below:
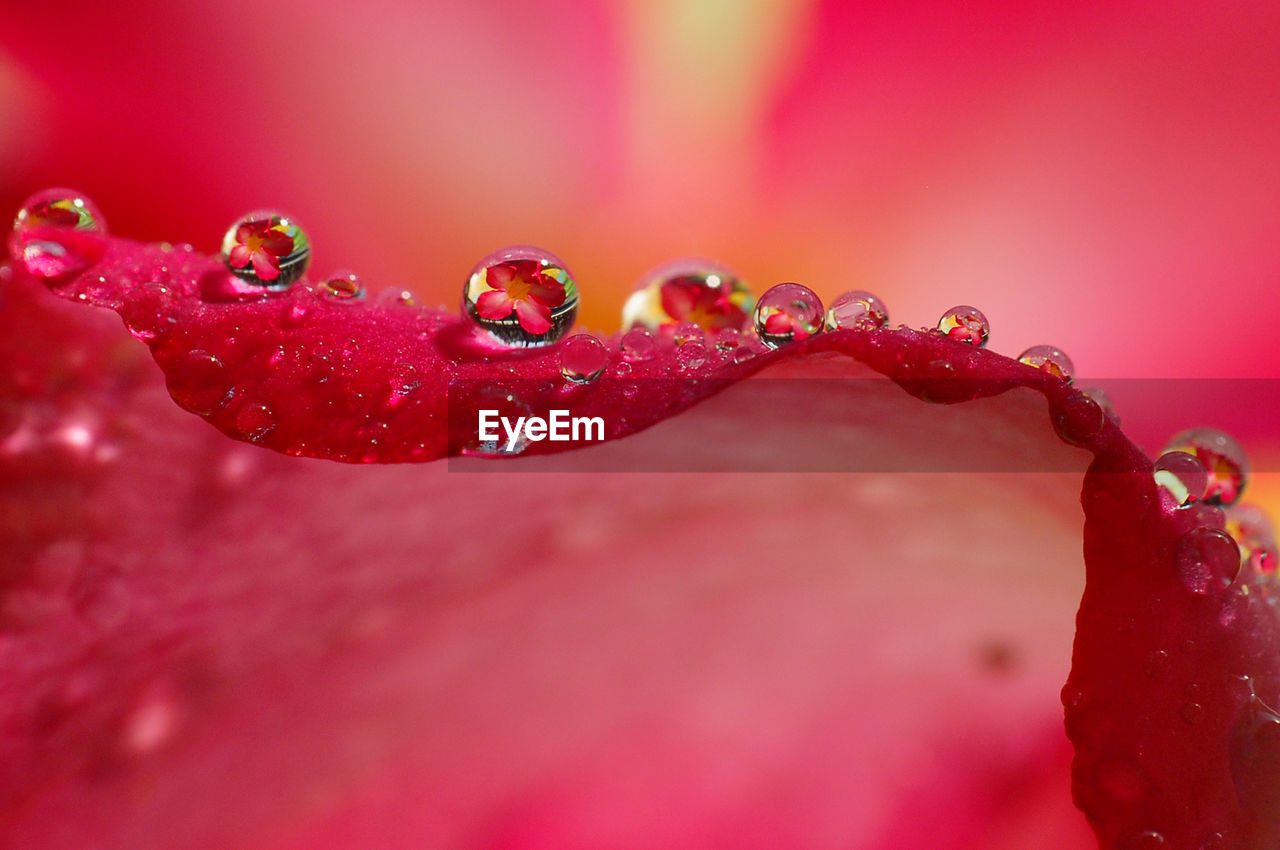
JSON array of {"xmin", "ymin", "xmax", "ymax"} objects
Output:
[
  {"xmin": 1124, "ymin": 830, "xmax": 1165, "ymax": 849},
  {"xmin": 220, "ymin": 211, "xmax": 310, "ymax": 288},
  {"xmin": 621, "ymin": 259, "xmax": 754, "ymax": 333},
  {"xmin": 463, "ymin": 246, "xmax": 578, "ymax": 347},
  {"xmin": 1052, "ymin": 394, "xmax": 1105, "ymax": 445},
  {"xmin": 1198, "ymin": 833, "xmax": 1225, "ymax": 850},
  {"xmin": 9, "ymin": 188, "xmax": 108, "ymax": 279},
  {"xmin": 1144, "ymin": 649, "xmax": 1171, "ymax": 680},
  {"xmin": 559, "ymin": 334, "xmax": 609, "ymax": 384},
  {"xmin": 1081, "ymin": 386, "xmax": 1118, "ymax": 422},
  {"xmin": 672, "ymin": 322, "xmax": 705, "ymax": 347},
  {"xmin": 377, "ymin": 288, "xmax": 417, "ymax": 307},
  {"xmin": 121, "ymin": 281, "xmax": 178, "ymax": 342},
  {"xmin": 824, "ymin": 290, "xmax": 889, "ymax": 331},
  {"xmin": 621, "ymin": 326, "xmax": 657, "ymax": 362},
  {"xmin": 234, "ymin": 402, "xmax": 275, "ymax": 441},
  {"xmin": 753, "ymin": 283, "xmax": 824, "ymax": 348},
  {"xmin": 1154, "ymin": 451, "xmax": 1208, "ymax": 508},
  {"xmin": 319, "ymin": 270, "xmax": 365, "ymax": 300},
  {"xmin": 1231, "ymin": 691, "xmax": 1280, "ymax": 824},
  {"xmin": 1227, "ymin": 504, "xmax": 1279, "ymax": 579},
  {"xmin": 168, "ymin": 350, "xmax": 233, "ymax": 415},
  {"xmin": 676, "ymin": 339, "xmax": 709, "ymax": 370},
  {"xmin": 1181, "ymin": 701, "xmax": 1205, "ymax": 725},
  {"xmin": 1164, "ymin": 427, "xmax": 1250, "ymax": 506},
  {"xmin": 1017, "ymin": 344, "xmax": 1074, "ymax": 382},
  {"xmin": 713, "ymin": 327, "xmax": 744, "ymax": 353},
  {"xmin": 1175, "ymin": 527, "xmax": 1241, "ymax": 594},
  {"xmin": 936, "ymin": 305, "xmax": 989, "ymax": 347},
  {"xmin": 732, "ymin": 345, "xmax": 756, "ymax": 364},
  {"xmin": 462, "ymin": 387, "xmax": 534, "ymax": 456}
]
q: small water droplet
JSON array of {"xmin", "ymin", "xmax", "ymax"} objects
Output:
[
  {"xmin": 169, "ymin": 350, "xmax": 233, "ymax": 415},
  {"xmin": 621, "ymin": 326, "xmax": 657, "ymax": 362},
  {"xmin": 753, "ymin": 283, "xmax": 824, "ymax": 348},
  {"xmin": 1081, "ymin": 386, "xmax": 1118, "ymax": 422},
  {"xmin": 8, "ymin": 188, "xmax": 108, "ymax": 279},
  {"xmin": 824, "ymin": 290, "xmax": 889, "ymax": 331},
  {"xmin": 1198, "ymin": 832, "xmax": 1225, "ymax": 850},
  {"xmin": 673, "ymin": 322, "xmax": 705, "ymax": 347},
  {"xmin": 1226, "ymin": 503, "xmax": 1278, "ymax": 580},
  {"xmin": 1164, "ymin": 427, "xmax": 1250, "ymax": 506},
  {"xmin": 1181, "ymin": 701, "xmax": 1205, "ymax": 725},
  {"xmin": 121, "ymin": 281, "xmax": 178, "ymax": 341},
  {"xmin": 1144, "ymin": 649, "xmax": 1171, "ymax": 680},
  {"xmin": 732, "ymin": 345, "xmax": 756, "ymax": 364},
  {"xmin": 1175, "ymin": 526, "xmax": 1241, "ymax": 594},
  {"xmin": 676, "ymin": 339, "xmax": 710, "ymax": 370},
  {"xmin": 1124, "ymin": 830, "xmax": 1165, "ymax": 849},
  {"xmin": 936, "ymin": 305, "xmax": 989, "ymax": 346},
  {"xmin": 319, "ymin": 270, "xmax": 365, "ymax": 300},
  {"xmin": 1053, "ymin": 394, "xmax": 1105, "ymax": 445},
  {"xmin": 1154, "ymin": 450, "xmax": 1208, "ymax": 508},
  {"xmin": 234, "ymin": 402, "xmax": 275, "ymax": 441},
  {"xmin": 621, "ymin": 259, "xmax": 754, "ymax": 332},
  {"xmin": 713, "ymin": 327, "xmax": 744, "ymax": 353},
  {"xmin": 622, "ymin": 384, "xmax": 638, "ymax": 400},
  {"xmin": 1017, "ymin": 344, "xmax": 1074, "ymax": 382},
  {"xmin": 377, "ymin": 288, "xmax": 417, "ymax": 307},
  {"xmin": 220, "ymin": 211, "xmax": 310, "ymax": 288},
  {"xmin": 463, "ymin": 246, "xmax": 578, "ymax": 347},
  {"xmin": 462, "ymin": 387, "xmax": 534, "ymax": 456},
  {"xmin": 559, "ymin": 334, "xmax": 609, "ymax": 384}
]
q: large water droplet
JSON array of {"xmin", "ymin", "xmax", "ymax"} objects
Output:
[
  {"xmin": 1017, "ymin": 344, "xmax": 1074, "ymax": 382},
  {"xmin": 1164, "ymin": 427, "xmax": 1250, "ymax": 506},
  {"xmin": 9, "ymin": 188, "xmax": 108, "ymax": 279},
  {"xmin": 1226, "ymin": 504, "xmax": 1279, "ymax": 580},
  {"xmin": 1175, "ymin": 526, "xmax": 1241, "ymax": 594},
  {"xmin": 621, "ymin": 326, "xmax": 658, "ymax": 362},
  {"xmin": 463, "ymin": 246, "xmax": 579, "ymax": 347},
  {"xmin": 1051, "ymin": 393, "xmax": 1105, "ymax": 445},
  {"xmin": 936, "ymin": 305, "xmax": 990, "ymax": 347},
  {"xmin": 220, "ymin": 211, "xmax": 310, "ymax": 288},
  {"xmin": 559, "ymin": 334, "xmax": 609, "ymax": 384},
  {"xmin": 621, "ymin": 259, "xmax": 754, "ymax": 333},
  {"xmin": 824, "ymin": 290, "xmax": 889, "ymax": 331},
  {"xmin": 753, "ymin": 283, "xmax": 824, "ymax": 348},
  {"xmin": 319, "ymin": 270, "xmax": 365, "ymax": 300},
  {"xmin": 1154, "ymin": 450, "xmax": 1208, "ymax": 508}
]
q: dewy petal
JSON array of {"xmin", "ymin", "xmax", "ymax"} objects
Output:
[{"xmin": 8, "ymin": 234, "xmax": 1280, "ymax": 848}]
